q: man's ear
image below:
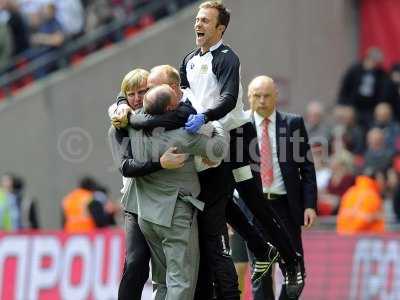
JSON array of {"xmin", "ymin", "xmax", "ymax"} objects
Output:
[{"xmin": 217, "ymin": 24, "xmax": 226, "ymax": 35}]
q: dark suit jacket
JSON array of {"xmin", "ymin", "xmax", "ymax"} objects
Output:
[{"xmin": 249, "ymin": 110, "xmax": 317, "ymax": 226}]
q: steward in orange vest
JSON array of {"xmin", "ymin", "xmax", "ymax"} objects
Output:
[
  {"xmin": 62, "ymin": 177, "xmax": 109, "ymax": 233},
  {"xmin": 337, "ymin": 175, "xmax": 384, "ymax": 234}
]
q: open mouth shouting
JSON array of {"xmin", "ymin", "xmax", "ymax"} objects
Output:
[{"xmin": 196, "ymin": 31, "xmax": 205, "ymax": 45}]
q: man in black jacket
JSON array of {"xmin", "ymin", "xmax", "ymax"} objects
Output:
[
  {"xmin": 338, "ymin": 47, "xmax": 387, "ymax": 129},
  {"xmin": 246, "ymin": 75, "xmax": 317, "ymax": 300}
]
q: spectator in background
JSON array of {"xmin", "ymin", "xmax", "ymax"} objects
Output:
[
  {"xmin": 337, "ymin": 170, "xmax": 385, "ymax": 234},
  {"xmin": 85, "ymin": 0, "xmax": 114, "ymax": 34},
  {"xmin": 30, "ymin": 3, "xmax": 64, "ymax": 51},
  {"xmin": 0, "ymin": 8, "xmax": 13, "ymax": 69},
  {"xmin": 62, "ymin": 177, "xmax": 111, "ymax": 233},
  {"xmin": 364, "ymin": 127, "xmax": 394, "ymax": 174},
  {"xmin": 372, "ymin": 102, "xmax": 400, "ymax": 151},
  {"xmin": 1, "ymin": 173, "xmax": 39, "ymax": 229},
  {"xmin": 1, "ymin": 0, "xmax": 30, "ymax": 56},
  {"xmin": 92, "ymin": 184, "xmax": 119, "ymax": 226},
  {"xmin": 338, "ymin": 47, "xmax": 386, "ymax": 129},
  {"xmin": 53, "ymin": 0, "xmax": 84, "ymax": 39},
  {"xmin": 318, "ymin": 153, "xmax": 355, "ymax": 216},
  {"xmin": 383, "ymin": 63, "xmax": 400, "ymax": 121},
  {"xmin": 16, "ymin": 0, "xmax": 47, "ymax": 28},
  {"xmin": 330, "ymin": 105, "xmax": 365, "ymax": 155},
  {"xmin": 0, "ymin": 187, "xmax": 13, "ymax": 230},
  {"xmin": 311, "ymin": 142, "xmax": 331, "ymax": 192},
  {"xmin": 305, "ymin": 101, "xmax": 330, "ymax": 145},
  {"xmin": 27, "ymin": 3, "xmax": 64, "ymax": 78},
  {"xmin": 0, "ymin": 174, "xmax": 20, "ymax": 230}
]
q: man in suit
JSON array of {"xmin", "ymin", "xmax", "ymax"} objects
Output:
[
  {"xmin": 123, "ymin": 84, "xmax": 228, "ymax": 299},
  {"xmin": 108, "ymin": 68, "xmax": 192, "ymax": 300},
  {"xmin": 246, "ymin": 76, "xmax": 317, "ymax": 300}
]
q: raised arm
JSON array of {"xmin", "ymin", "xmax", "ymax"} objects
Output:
[
  {"xmin": 108, "ymin": 126, "xmax": 187, "ymax": 177},
  {"xmin": 178, "ymin": 122, "xmax": 229, "ymax": 160},
  {"xmin": 108, "ymin": 126, "xmax": 162, "ymax": 177},
  {"xmin": 129, "ymin": 100, "xmax": 197, "ymax": 131}
]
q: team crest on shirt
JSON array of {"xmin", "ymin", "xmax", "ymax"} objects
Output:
[{"xmin": 200, "ymin": 64, "xmax": 208, "ymax": 74}]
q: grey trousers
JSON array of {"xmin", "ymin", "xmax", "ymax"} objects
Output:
[{"xmin": 139, "ymin": 200, "xmax": 199, "ymax": 300}]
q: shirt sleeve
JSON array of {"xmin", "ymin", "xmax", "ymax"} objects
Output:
[
  {"xmin": 108, "ymin": 126, "xmax": 162, "ymax": 177},
  {"xmin": 129, "ymin": 101, "xmax": 197, "ymax": 131},
  {"xmin": 203, "ymin": 50, "xmax": 240, "ymax": 121}
]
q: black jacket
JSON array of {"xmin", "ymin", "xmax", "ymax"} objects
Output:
[
  {"xmin": 249, "ymin": 111, "xmax": 318, "ymax": 226},
  {"xmin": 108, "ymin": 100, "xmax": 196, "ymax": 178},
  {"xmin": 338, "ymin": 63, "xmax": 386, "ymax": 112}
]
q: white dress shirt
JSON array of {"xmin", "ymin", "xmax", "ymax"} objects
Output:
[{"xmin": 254, "ymin": 110, "xmax": 287, "ymax": 194}]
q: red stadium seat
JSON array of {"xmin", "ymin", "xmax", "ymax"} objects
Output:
[
  {"xmin": 123, "ymin": 25, "xmax": 141, "ymax": 39},
  {"xmin": 139, "ymin": 15, "xmax": 155, "ymax": 28},
  {"xmin": 70, "ymin": 51, "xmax": 87, "ymax": 66}
]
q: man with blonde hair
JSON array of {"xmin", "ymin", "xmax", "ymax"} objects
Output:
[{"xmin": 108, "ymin": 68, "xmax": 192, "ymax": 300}]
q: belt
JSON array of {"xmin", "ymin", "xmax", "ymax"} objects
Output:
[{"xmin": 263, "ymin": 193, "xmax": 286, "ymax": 200}]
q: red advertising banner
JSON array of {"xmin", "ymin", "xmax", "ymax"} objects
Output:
[
  {"xmin": 1, "ymin": 229, "xmax": 400, "ymax": 300},
  {"xmin": 302, "ymin": 231, "xmax": 400, "ymax": 300},
  {"xmin": 0, "ymin": 229, "xmax": 125, "ymax": 300}
]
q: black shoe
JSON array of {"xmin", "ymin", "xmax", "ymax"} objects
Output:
[
  {"xmin": 251, "ymin": 243, "xmax": 280, "ymax": 283},
  {"xmin": 284, "ymin": 261, "xmax": 304, "ymax": 299}
]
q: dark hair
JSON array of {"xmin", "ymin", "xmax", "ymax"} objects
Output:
[
  {"xmin": 144, "ymin": 88, "xmax": 172, "ymax": 115},
  {"xmin": 79, "ymin": 176, "xmax": 98, "ymax": 191},
  {"xmin": 199, "ymin": 1, "xmax": 230, "ymax": 34}
]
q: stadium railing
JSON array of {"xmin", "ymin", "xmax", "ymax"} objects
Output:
[{"xmin": 0, "ymin": 0, "xmax": 189, "ymax": 99}]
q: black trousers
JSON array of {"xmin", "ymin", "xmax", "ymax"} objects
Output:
[
  {"xmin": 249, "ymin": 197, "xmax": 304, "ymax": 300},
  {"xmin": 118, "ymin": 211, "xmax": 151, "ymax": 300},
  {"xmin": 195, "ymin": 164, "xmax": 241, "ymax": 300},
  {"xmin": 226, "ymin": 122, "xmax": 298, "ymax": 264}
]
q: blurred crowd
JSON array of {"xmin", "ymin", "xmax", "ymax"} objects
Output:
[
  {"xmin": 61, "ymin": 176, "xmax": 120, "ymax": 233},
  {"xmin": 0, "ymin": 173, "xmax": 39, "ymax": 230},
  {"xmin": 309, "ymin": 47, "xmax": 400, "ymax": 233},
  {"xmin": 0, "ymin": 173, "xmax": 121, "ymax": 232},
  {"xmin": 0, "ymin": 0, "xmax": 196, "ymax": 81}
]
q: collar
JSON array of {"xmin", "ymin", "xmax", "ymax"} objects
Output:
[
  {"xmin": 254, "ymin": 110, "xmax": 276, "ymax": 127},
  {"xmin": 200, "ymin": 39, "xmax": 224, "ymax": 55},
  {"xmin": 209, "ymin": 39, "xmax": 224, "ymax": 52}
]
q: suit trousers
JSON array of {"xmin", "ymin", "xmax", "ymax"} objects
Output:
[
  {"xmin": 139, "ymin": 200, "xmax": 200, "ymax": 300},
  {"xmin": 118, "ymin": 211, "xmax": 150, "ymax": 300},
  {"xmin": 225, "ymin": 122, "xmax": 298, "ymax": 265},
  {"xmin": 248, "ymin": 196, "xmax": 304, "ymax": 300}
]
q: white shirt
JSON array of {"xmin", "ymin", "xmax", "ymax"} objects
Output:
[
  {"xmin": 254, "ymin": 110, "xmax": 287, "ymax": 194},
  {"xmin": 183, "ymin": 39, "xmax": 250, "ymax": 131}
]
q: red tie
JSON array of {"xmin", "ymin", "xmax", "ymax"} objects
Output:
[{"xmin": 260, "ymin": 118, "xmax": 273, "ymax": 187}]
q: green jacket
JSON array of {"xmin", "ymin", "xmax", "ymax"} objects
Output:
[{"xmin": 0, "ymin": 189, "xmax": 12, "ymax": 230}]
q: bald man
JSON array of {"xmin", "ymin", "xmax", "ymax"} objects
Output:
[{"xmin": 246, "ymin": 76, "xmax": 317, "ymax": 300}]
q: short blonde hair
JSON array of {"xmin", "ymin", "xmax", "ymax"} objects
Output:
[
  {"xmin": 150, "ymin": 65, "xmax": 181, "ymax": 86},
  {"xmin": 120, "ymin": 68, "xmax": 149, "ymax": 96}
]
